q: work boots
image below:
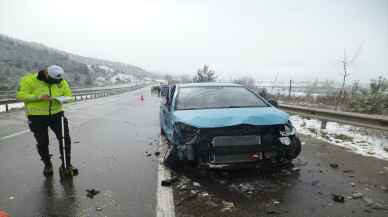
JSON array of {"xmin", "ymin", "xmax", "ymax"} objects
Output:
[{"xmin": 43, "ymin": 160, "xmax": 53, "ymax": 177}]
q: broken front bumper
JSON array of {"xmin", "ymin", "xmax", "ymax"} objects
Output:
[{"xmin": 174, "ymin": 124, "xmax": 299, "ymax": 167}]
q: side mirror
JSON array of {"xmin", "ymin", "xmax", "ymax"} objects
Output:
[{"xmin": 268, "ymin": 99, "xmax": 279, "ymax": 108}]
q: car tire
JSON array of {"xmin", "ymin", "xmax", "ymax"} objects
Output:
[{"xmin": 285, "ymin": 136, "xmax": 302, "ymax": 160}]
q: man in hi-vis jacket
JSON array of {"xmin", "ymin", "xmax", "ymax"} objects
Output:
[{"xmin": 16, "ymin": 65, "xmax": 75, "ymax": 176}]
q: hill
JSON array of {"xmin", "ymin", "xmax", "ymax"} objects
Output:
[{"xmin": 0, "ymin": 34, "xmax": 157, "ymax": 90}]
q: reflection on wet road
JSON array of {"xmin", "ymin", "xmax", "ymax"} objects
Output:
[{"xmin": 0, "ymin": 88, "xmax": 160, "ymax": 217}]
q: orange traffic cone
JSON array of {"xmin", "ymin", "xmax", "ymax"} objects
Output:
[{"xmin": 0, "ymin": 210, "xmax": 9, "ymax": 217}]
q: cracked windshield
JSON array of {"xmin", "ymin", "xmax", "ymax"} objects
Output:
[{"xmin": 0, "ymin": 0, "xmax": 387, "ymax": 217}]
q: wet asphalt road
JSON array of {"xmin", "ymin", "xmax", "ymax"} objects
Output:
[
  {"xmin": 0, "ymin": 87, "xmax": 160, "ymax": 217},
  {"xmin": 171, "ymin": 134, "xmax": 388, "ymax": 217}
]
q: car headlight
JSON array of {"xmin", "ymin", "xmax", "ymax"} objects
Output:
[{"xmin": 280, "ymin": 121, "xmax": 296, "ymax": 137}]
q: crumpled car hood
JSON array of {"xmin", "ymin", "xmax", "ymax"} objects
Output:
[{"xmin": 174, "ymin": 107, "xmax": 289, "ymax": 128}]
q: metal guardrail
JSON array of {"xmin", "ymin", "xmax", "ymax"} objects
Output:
[
  {"xmin": 280, "ymin": 104, "xmax": 388, "ymax": 131},
  {"xmin": 0, "ymin": 84, "xmax": 146, "ymax": 112}
]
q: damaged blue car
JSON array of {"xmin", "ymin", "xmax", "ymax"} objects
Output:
[{"xmin": 160, "ymin": 83, "xmax": 301, "ymax": 168}]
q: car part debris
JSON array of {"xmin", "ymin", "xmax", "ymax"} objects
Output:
[
  {"xmin": 200, "ymin": 192, "xmax": 209, "ymax": 197},
  {"xmin": 221, "ymin": 201, "xmax": 235, "ymax": 212},
  {"xmin": 342, "ymin": 169, "xmax": 354, "ymax": 173},
  {"xmin": 266, "ymin": 210, "xmax": 280, "ymax": 214},
  {"xmin": 86, "ymin": 189, "xmax": 100, "ymax": 199},
  {"xmin": 161, "ymin": 177, "xmax": 178, "ymax": 186},
  {"xmin": 329, "ymin": 163, "xmax": 339, "ymax": 169},
  {"xmin": 8, "ymin": 196, "xmax": 14, "ymax": 200},
  {"xmin": 96, "ymin": 207, "xmax": 103, "ymax": 211},
  {"xmin": 351, "ymin": 192, "xmax": 363, "ymax": 199},
  {"xmin": 332, "ymin": 194, "xmax": 345, "ymax": 203},
  {"xmin": 192, "ymin": 182, "xmax": 201, "ymax": 187},
  {"xmin": 272, "ymin": 200, "xmax": 280, "ymax": 206}
]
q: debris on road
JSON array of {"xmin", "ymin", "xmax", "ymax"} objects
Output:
[
  {"xmin": 8, "ymin": 196, "xmax": 14, "ymax": 200},
  {"xmin": 272, "ymin": 200, "xmax": 280, "ymax": 206},
  {"xmin": 381, "ymin": 186, "xmax": 388, "ymax": 192},
  {"xmin": 221, "ymin": 201, "xmax": 235, "ymax": 212},
  {"xmin": 332, "ymin": 194, "xmax": 345, "ymax": 203},
  {"xmin": 193, "ymin": 182, "xmax": 201, "ymax": 187},
  {"xmin": 329, "ymin": 163, "xmax": 339, "ymax": 169},
  {"xmin": 350, "ymin": 192, "xmax": 363, "ymax": 199},
  {"xmin": 154, "ymin": 151, "xmax": 161, "ymax": 156},
  {"xmin": 342, "ymin": 169, "xmax": 354, "ymax": 173},
  {"xmin": 86, "ymin": 189, "xmax": 100, "ymax": 199},
  {"xmin": 96, "ymin": 207, "xmax": 103, "ymax": 211},
  {"xmin": 266, "ymin": 210, "xmax": 280, "ymax": 215},
  {"xmin": 161, "ymin": 177, "xmax": 178, "ymax": 187},
  {"xmin": 200, "ymin": 192, "xmax": 209, "ymax": 197},
  {"xmin": 350, "ymin": 182, "xmax": 356, "ymax": 187}
]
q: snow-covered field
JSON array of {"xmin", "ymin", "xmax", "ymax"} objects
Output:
[{"xmin": 291, "ymin": 115, "xmax": 388, "ymax": 161}]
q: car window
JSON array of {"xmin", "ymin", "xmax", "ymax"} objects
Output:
[{"xmin": 175, "ymin": 86, "xmax": 268, "ymax": 110}]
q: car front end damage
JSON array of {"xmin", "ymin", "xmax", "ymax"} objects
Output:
[{"xmin": 167, "ymin": 122, "xmax": 301, "ymax": 168}]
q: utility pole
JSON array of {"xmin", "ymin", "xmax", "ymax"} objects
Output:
[{"xmin": 288, "ymin": 79, "xmax": 292, "ymax": 98}]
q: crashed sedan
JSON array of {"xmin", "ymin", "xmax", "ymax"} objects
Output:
[{"xmin": 160, "ymin": 83, "xmax": 301, "ymax": 168}]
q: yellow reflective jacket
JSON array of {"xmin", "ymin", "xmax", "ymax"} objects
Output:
[{"xmin": 16, "ymin": 72, "xmax": 73, "ymax": 116}]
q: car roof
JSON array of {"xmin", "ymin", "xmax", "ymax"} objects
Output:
[{"xmin": 177, "ymin": 82, "xmax": 243, "ymax": 88}]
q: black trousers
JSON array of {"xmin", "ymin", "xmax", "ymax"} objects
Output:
[{"xmin": 28, "ymin": 112, "xmax": 71, "ymax": 165}]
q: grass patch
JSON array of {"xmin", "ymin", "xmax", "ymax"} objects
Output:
[{"xmin": 334, "ymin": 134, "xmax": 353, "ymax": 142}]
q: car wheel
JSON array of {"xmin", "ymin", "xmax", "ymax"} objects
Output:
[{"xmin": 285, "ymin": 136, "xmax": 302, "ymax": 160}]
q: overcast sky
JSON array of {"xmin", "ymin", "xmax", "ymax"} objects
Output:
[{"xmin": 1, "ymin": 0, "xmax": 387, "ymax": 82}]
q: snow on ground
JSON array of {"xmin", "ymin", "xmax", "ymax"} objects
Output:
[
  {"xmin": 98, "ymin": 65, "xmax": 115, "ymax": 72},
  {"xmin": 290, "ymin": 115, "xmax": 388, "ymax": 161}
]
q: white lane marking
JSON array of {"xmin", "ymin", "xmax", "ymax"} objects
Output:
[
  {"xmin": 156, "ymin": 136, "xmax": 176, "ymax": 217},
  {"xmin": 1, "ymin": 129, "xmax": 30, "ymax": 140}
]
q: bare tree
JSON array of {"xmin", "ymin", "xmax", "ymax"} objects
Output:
[{"xmin": 193, "ymin": 65, "xmax": 216, "ymax": 82}]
